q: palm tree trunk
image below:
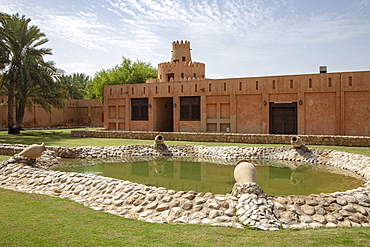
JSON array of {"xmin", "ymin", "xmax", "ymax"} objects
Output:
[
  {"xmin": 7, "ymin": 79, "xmax": 17, "ymax": 134},
  {"xmin": 15, "ymin": 96, "xmax": 25, "ymax": 132}
]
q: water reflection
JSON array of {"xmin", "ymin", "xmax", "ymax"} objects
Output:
[{"xmin": 54, "ymin": 156, "xmax": 364, "ymax": 196}]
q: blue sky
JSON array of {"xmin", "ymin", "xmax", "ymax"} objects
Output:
[{"xmin": 1, "ymin": 0, "xmax": 369, "ymax": 78}]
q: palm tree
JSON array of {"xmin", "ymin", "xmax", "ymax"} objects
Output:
[
  {"xmin": 14, "ymin": 58, "xmax": 67, "ymax": 129},
  {"xmin": 0, "ymin": 13, "xmax": 52, "ymax": 134},
  {"xmin": 57, "ymin": 73, "xmax": 90, "ymax": 99}
]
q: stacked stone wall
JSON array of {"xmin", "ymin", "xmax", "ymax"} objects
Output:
[
  {"xmin": 71, "ymin": 130, "xmax": 370, "ymax": 147},
  {"xmin": 1, "ymin": 143, "xmax": 370, "ymax": 230}
]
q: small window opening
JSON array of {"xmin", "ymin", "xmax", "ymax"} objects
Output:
[
  {"xmin": 256, "ymin": 81, "xmax": 258, "ymax": 90},
  {"xmin": 120, "ymin": 88, "xmax": 123, "ymax": 95},
  {"xmin": 328, "ymin": 78, "xmax": 332, "ymax": 87},
  {"xmin": 182, "ymin": 56, "xmax": 185, "ymax": 61},
  {"xmin": 290, "ymin": 80, "xmax": 293, "ymax": 89},
  {"xmin": 155, "ymin": 86, "xmax": 158, "ymax": 94},
  {"xmin": 194, "ymin": 73, "xmax": 196, "ymax": 78},
  {"xmin": 143, "ymin": 87, "xmax": 146, "ymax": 94},
  {"xmin": 239, "ymin": 82, "xmax": 242, "ymax": 91},
  {"xmin": 132, "ymin": 87, "xmax": 134, "ymax": 95},
  {"xmin": 273, "ymin": 80, "xmax": 276, "ymax": 89},
  {"xmin": 195, "ymin": 84, "xmax": 197, "ymax": 92},
  {"xmin": 309, "ymin": 79, "xmax": 312, "ymax": 88},
  {"xmin": 168, "ymin": 85, "xmax": 171, "ymax": 93},
  {"xmin": 110, "ymin": 88, "xmax": 112, "ymax": 95},
  {"xmin": 181, "ymin": 85, "xmax": 184, "ymax": 93},
  {"xmin": 349, "ymin": 77, "xmax": 352, "ymax": 86},
  {"xmin": 181, "ymin": 73, "xmax": 184, "ymax": 78},
  {"xmin": 224, "ymin": 83, "xmax": 227, "ymax": 91},
  {"xmin": 209, "ymin": 83, "xmax": 212, "ymax": 92}
]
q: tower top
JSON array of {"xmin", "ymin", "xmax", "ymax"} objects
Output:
[{"xmin": 171, "ymin": 40, "xmax": 192, "ymax": 63}]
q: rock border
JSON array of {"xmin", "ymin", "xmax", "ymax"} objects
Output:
[{"xmin": 1, "ymin": 144, "xmax": 370, "ymax": 230}]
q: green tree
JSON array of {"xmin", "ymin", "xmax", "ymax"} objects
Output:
[
  {"xmin": 57, "ymin": 73, "xmax": 91, "ymax": 99},
  {"xmin": 86, "ymin": 57, "xmax": 157, "ymax": 102},
  {"xmin": 14, "ymin": 58, "xmax": 67, "ymax": 129},
  {"xmin": 0, "ymin": 12, "xmax": 56, "ymax": 134}
]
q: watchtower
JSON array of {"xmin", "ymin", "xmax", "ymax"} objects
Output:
[
  {"xmin": 154, "ymin": 40, "xmax": 206, "ymax": 83},
  {"xmin": 171, "ymin": 40, "xmax": 192, "ymax": 63}
]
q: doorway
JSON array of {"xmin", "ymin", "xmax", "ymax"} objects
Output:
[
  {"xmin": 270, "ymin": 102, "xmax": 297, "ymax": 134},
  {"xmin": 155, "ymin": 98, "xmax": 173, "ymax": 132}
]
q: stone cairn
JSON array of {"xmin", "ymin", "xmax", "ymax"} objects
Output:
[{"xmin": 1, "ymin": 135, "xmax": 370, "ymax": 230}]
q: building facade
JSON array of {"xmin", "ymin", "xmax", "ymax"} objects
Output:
[{"xmin": 104, "ymin": 40, "xmax": 370, "ymax": 136}]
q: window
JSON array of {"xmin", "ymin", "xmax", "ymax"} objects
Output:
[
  {"xmin": 131, "ymin": 98, "xmax": 148, "ymax": 121},
  {"xmin": 256, "ymin": 81, "xmax": 258, "ymax": 90},
  {"xmin": 273, "ymin": 80, "xmax": 276, "ymax": 89},
  {"xmin": 182, "ymin": 56, "xmax": 186, "ymax": 61},
  {"xmin": 328, "ymin": 78, "xmax": 332, "ymax": 87},
  {"xmin": 167, "ymin": 73, "xmax": 174, "ymax": 82},
  {"xmin": 290, "ymin": 80, "xmax": 293, "ymax": 89},
  {"xmin": 181, "ymin": 73, "xmax": 184, "ymax": 78},
  {"xmin": 180, "ymin": 96, "xmax": 200, "ymax": 121},
  {"xmin": 349, "ymin": 76, "xmax": 352, "ymax": 86},
  {"xmin": 309, "ymin": 79, "xmax": 312, "ymax": 88}
]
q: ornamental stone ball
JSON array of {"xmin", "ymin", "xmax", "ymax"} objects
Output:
[
  {"xmin": 234, "ymin": 160, "xmax": 258, "ymax": 183},
  {"xmin": 18, "ymin": 143, "xmax": 46, "ymax": 159}
]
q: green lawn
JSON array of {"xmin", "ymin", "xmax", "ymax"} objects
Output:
[
  {"xmin": 1, "ymin": 129, "xmax": 370, "ymax": 246},
  {"xmin": 1, "ymin": 188, "xmax": 369, "ymax": 246}
]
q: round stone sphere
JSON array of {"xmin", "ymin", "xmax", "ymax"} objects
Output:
[{"xmin": 234, "ymin": 160, "xmax": 258, "ymax": 183}]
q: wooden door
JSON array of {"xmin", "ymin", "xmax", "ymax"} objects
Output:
[{"xmin": 270, "ymin": 102, "xmax": 297, "ymax": 134}]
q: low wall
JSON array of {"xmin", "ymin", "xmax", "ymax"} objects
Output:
[
  {"xmin": 71, "ymin": 130, "xmax": 370, "ymax": 147},
  {"xmin": 1, "ymin": 144, "xmax": 370, "ymax": 230}
]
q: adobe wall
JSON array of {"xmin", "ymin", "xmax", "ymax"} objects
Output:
[
  {"xmin": 104, "ymin": 70, "xmax": 370, "ymax": 136},
  {"xmin": 71, "ymin": 130, "xmax": 370, "ymax": 147},
  {"xmin": 0, "ymin": 96, "xmax": 103, "ymax": 129}
]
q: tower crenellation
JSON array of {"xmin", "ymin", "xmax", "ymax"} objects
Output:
[{"xmin": 153, "ymin": 40, "xmax": 206, "ymax": 83}]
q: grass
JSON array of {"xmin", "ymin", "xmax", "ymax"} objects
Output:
[
  {"xmin": 1, "ymin": 188, "xmax": 369, "ymax": 246},
  {"xmin": 0, "ymin": 128, "xmax": 370, "ymax": 246}
]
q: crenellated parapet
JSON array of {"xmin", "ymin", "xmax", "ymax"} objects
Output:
[
  {"xmin": 152, "ymin": 40, "xmax": 206, "ymax": 83},
  {"xmin": 172, "ymin": 40, "xmax": 191, "ymax": 49},
  {"xmin": 158, "ymin": 61, "xmax": 205, "ymax": 68}
]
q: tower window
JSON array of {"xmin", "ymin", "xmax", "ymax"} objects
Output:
[
  {"xmin": 256, "ymin": 81, "xmax": 258, "ymax": 90},
  {"xmin": 273, "ymin": 80, "xmax": 276, "ymax": 89},
  {"xmin": 182, "ymin": 56, "xmax": 186, "ymax": 61},
  {"xmin": 181, "ymin": 73, "xmax": 184, "ymax": 78},
  {"xmin": 309, "ymin": 79, "xmax": 312, "ymax": 88},
  {"xmin": 328, "ymin": 78, "xmax": 332, "ymax": 87}
]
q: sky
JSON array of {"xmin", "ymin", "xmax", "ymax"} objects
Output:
[{"xmin": 1, "ymin": 0, "xmax": 369, "ymax": 79}]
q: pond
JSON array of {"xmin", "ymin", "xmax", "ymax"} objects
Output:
[{"xmin": 53, "ymin": 157, "xmax": 365, "ymax": 196}]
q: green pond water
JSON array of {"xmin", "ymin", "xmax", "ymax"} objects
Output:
[{"xmin": 53, "ymin": 157, "xmax": 364, "ymax": 196}]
